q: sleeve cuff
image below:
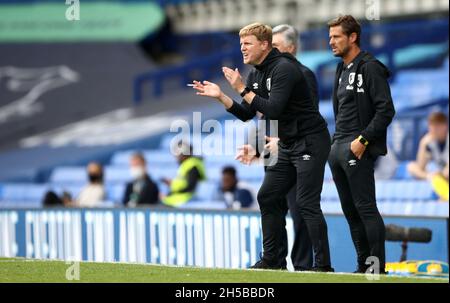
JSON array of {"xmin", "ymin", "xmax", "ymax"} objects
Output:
[
  {"xmin": 249, "ymin": 95, "xmax": 261, "ymax": 112},
  {"xmin": 226, "ymin": 100, "xmax": 240, "ymax": 114},
  {"xmin": 360, "ymin": 131, "xmax": 373, "ymax": 143}
]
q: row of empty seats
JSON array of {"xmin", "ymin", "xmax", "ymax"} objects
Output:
[
  {"xmin": 0, "ymin": 179, "xmax": 438, "ymax": 204},
  {"xmin": 46, "ymin": 158, "xmax": 424, "ymax": 185},
  {"xmin": 165, "ymin": 0, "xmax": 449, "ymax": 33}
]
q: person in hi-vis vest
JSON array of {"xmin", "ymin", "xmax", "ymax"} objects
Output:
[{"xmin": 162, "ymin": 142, "xmax": 206, "ymax": 207}]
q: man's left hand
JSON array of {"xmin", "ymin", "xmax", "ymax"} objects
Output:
[
  {"xmin": 350, "ymin": 138, "xmax": 366, "ymax": 160},
  {"xmin": 222, "ymin": 67, "xmax": 245, "ymax": 93}
]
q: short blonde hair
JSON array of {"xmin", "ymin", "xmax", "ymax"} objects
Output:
[{"xmin": 239, "ymin": 23, "xmax": 272, "ymax": 44}]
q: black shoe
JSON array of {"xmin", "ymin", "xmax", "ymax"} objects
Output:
[
  {"xmin": 310, "ymin": 266, "xmax": 335, "ymax": 272},
  {"xmin": 250, "ymin": 259, "xmax": 286, "ymax": 270}
]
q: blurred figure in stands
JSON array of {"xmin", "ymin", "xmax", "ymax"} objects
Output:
[
  {"xmin": 161, "ymin": 141, "xmax": 206, "ymax": 207},
  {"xmin": 75, "ymin": 162, "xmax": 105, "ymax": 207},
  {"xmin": 213, "ymin": 166, "xmax": 255, "ymax": 209},
  {"xmin": 123, "ymin": 153, "xmax": 159, "ymax": 207},
  {"xmin": 408, "ymin": 112, "xmax": 449, "ymax": 200},
  {"xmin": 43, "ymin": 161, "xmax": 105, "ymax": 207},
  {"xmin": 42, "ymin": 191, "xmax": 72, "ymax": 207}
]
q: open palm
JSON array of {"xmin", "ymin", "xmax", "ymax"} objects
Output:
[{"xmin": 193, "ymin": 80, "xmax": 222, "ymax": 98}]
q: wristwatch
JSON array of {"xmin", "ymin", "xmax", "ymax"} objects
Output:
[
  {"xmin": 358, "ymin": 135, "xmax": 369, "ymax": 146},
  {"xmin": 240, "ymin": 86, "xmax": 251, "ymax": 97}
]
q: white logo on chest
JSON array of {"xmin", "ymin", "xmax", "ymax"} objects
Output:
[
  {"xmin": 348, "ymin": 72, "xmax": 356, "ymax": 85},
  {"xmin": 357, "ymin": 74, "xmax": 364, "ymax": 93}
]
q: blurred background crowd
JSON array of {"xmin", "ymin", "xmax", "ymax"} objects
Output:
[{"xmin": 0, "ymin": 0, "xmax": 448, "ymax": 217}]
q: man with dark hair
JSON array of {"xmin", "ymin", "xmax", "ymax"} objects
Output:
[
  {"xmin": 213, "ymin": 166, "xmax": 255, "ymax": 209},
  {"xmin": 192, "ymin": 23, "xmax": 333, "ymax": 271},
  {"xmin": 123, "ymin": 152, "xmax": 160, "ymax": 207},
  {"xmin": 327, "ymin": 15, "xmax": 395, "ymax": 274}
]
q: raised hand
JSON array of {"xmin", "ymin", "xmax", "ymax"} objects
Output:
[
  {"xmin": 192, "ymin": 80, "xmax": 222, "ymax": 98},
  {"xmin": 222, "ymin": 67, "xmax": 245, "ymax": 93}
]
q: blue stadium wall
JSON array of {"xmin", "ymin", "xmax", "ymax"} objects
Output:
[{"xmin": 0, "ymin": 208, "xmax": 447, "ymax": 272}]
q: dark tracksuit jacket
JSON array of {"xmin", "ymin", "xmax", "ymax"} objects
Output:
[
  {"xmin": 329, "ymin": 51, "xmax": 395, "ymax": 270},
  {"xmin": 227, "ymin": 48, "xmax": 327, "ymax": 143},
  {"xmin": 227, "ymin": 48, "xmax": 332, "ymax": 268},
  {"xmin": 332, "ymin": 51, "xmax": 396, "ymax": 157}
]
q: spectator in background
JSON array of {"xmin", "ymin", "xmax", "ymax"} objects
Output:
[
  {"xmin": 43, "ymin": 161, "xmax": 105, "ymax": 207},
  {"xmin": 75, "ymin": 162, "xmax": 105, "ymax": 207},
  {"xmin": 213, "ymin": 166, "xmax": 255, "ymax": 209},
  {"xmin": 408, "ymin": 112, "xmax": 449, "ymax": 200},
  {"xmin": 161, "ymin": 142, "xmax": 206, "ymax": 207},
  {"xmin": 408, "ymin": 112, "xmax": 449, "ymax": 180},
  {"xmin": 123, "ymin": 153, "xmax": 159, "ymax": 207},
  {"xmin": 42, "ymin": 191, "xmax": 72, "ymax": 207}
]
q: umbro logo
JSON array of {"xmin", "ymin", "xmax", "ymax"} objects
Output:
[
  {"xmin": 302, "ymin": 154, "xmax": 311, "ymax": 161},
  {"xmin": 253, "ymin": 83, "xmax": 259, "ymax": 89},
  {"xmin": 348, "ymin": 159, "xmax": 357, "ymax": 166}
]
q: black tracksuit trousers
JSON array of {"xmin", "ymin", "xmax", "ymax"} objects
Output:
[
  {"xmin": 257, "ymin": 129, "xmax": 331, "ymax": 268},
  {"xmin": 328, "ymin": 140, "xmax": 386, "ymax": 271},
  {"xmin": 278, "ymin": 186, "xmax": 314, "ymax": 270}
]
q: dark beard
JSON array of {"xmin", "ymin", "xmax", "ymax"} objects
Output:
[{"xmin": 334, "ymin": 45, "xmax": 350, "ymax": 58}]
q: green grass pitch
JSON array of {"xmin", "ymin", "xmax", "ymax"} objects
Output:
[{"xmin": 0, "ymin": 258, "xmax": 447, "ymax": 283}]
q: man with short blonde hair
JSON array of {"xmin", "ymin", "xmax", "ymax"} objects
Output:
[
  {"xmin": 192, "ymin": 23, "xmax": 333, "ymax": 271},
  {"xmin": 239, "ymin": 22, "xmax": 273, "ymax": 45}
]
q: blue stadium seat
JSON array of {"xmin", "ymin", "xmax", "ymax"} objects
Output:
[
  {"xmin": 376, "ymin": 180, "xmax": 434, "ymax": 201},
  {"xmin": 324, "ymin": 165, "xmax": 333, "ymax": 180},
  {"xmin": 50, "ymin": 167, "xmax": 86, "ymax": 184},
  {"xmin": 321, "ymin": 182, "xmax": 340, "ymax": 201},
  {"xmin": 320, "ymin": 202, "xmax": 343, "ymax": 214},
  {"xmin": 111, "ymin": 150, "xmax": 177, "ymax": 166},
  {"xmin": 193, "ymin": 181, "xmax": 217, "ymax": 201},
  {"xmin": 106, "ymin": 184, "xmax": 126, "ymax": 203},
  {"xmin": 393, "ymin": 161, "xmax": 413, "ymax": 180},
  {"xmin": 0, "ymin": 183, "xmax": 49, "ymax": 202},
  {"xmin": 394, "ymin": 42, "xmax": 449, "ymax": 68}
]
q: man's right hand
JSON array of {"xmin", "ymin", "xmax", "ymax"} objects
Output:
[
  {"xmin": 192, "ymin": 80, "xmax": 234, "ymax": 109},
  {"xmin": 235, "ymin": 144, "xmax": 258, "ymax": 165},
  {"xmin": 192, "ymin": 80, "xmax": 222, "ymax": 98}
]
